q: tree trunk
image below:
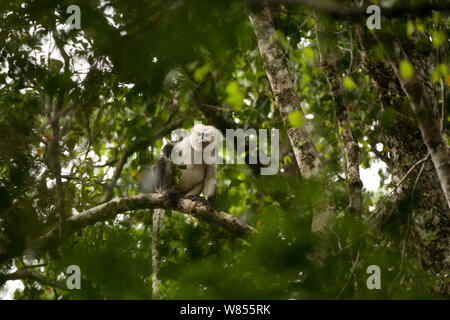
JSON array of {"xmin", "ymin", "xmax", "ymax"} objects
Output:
[
  {"xmin": 249, "ymin": 6, "xmax": 321, "ymax": 179},
  {"xmin": 356, "ymin": 27, "xmax": 450, "ymax": 294},
  {"xmin": 314, "ymin": 15, "xmax": 363, "ymax": 214},
  {"xmin": 152, "ymin": 208, "xmax": 164, "ymax": 298},
  {"xmin": 389, "ymin": 50, "xmax": 450, "ymax": 211},
  {"xmin": 249, "ymin": 5, "xmax": 334, "ymax": 232}
]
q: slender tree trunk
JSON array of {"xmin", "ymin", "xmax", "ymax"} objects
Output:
[
  {"xmin": 357, "ymin": 27, "xmax": 450, "ymax": 294},
  {"xmin": 249, "ymin": 5, "xmax": 335, "ymax": 232},
  {"xmin": 371, "ymin": 30, "xmax": 450, "ymax": 211},
  {"xmin": 367, "ymin": 25, "xmax": 450, "ymax": 213},
  {"xmin": 152, "ymin": 208, "xmax": 164, "ymax": 298},
  {"xmin": 388, "ymin": 50, "xmax": 450, "ymax": 211},
  {"xmin": 314, "ymin": 15, "xmax": 363, "ymax": 214},
  {"xmin": 45, "ymin": 93, "xmax": 66, "ymax": 237},
  {"xmin": 249, "ymin": 6, "xmax": 321, "ymax": 179}
]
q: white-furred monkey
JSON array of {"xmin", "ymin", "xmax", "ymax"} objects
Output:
[{"xmin": 155, "ymin": 124, "xmax": 220, "ymax": 205}]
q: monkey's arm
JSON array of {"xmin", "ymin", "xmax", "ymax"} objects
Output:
[{"xmin": 203, "ymin": 164, "xmax": 217, "ymax": 204}]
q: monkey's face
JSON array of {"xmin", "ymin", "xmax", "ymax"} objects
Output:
[{"xmin": 190, "ymin": 124, "xmax": 218, "ymax": 151}]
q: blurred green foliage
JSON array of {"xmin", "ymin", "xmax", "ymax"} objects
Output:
[{"xmin": 0, "ymin": 0, "xmax": 448, "ymax": 299}]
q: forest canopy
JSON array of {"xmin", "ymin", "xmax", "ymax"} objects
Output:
[{"xmin": 0, "ymin": 0, "xmax": 449, "ymax": 299}]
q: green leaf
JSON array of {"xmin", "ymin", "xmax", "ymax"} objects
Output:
[
  {"xmin": 288, "ymin": 110, "xmax": 303, "ymax": 128},
  {"xmin": 343, "ymin": 76, "xmax": 356, "ymax": 90},
  {"xmin": 431, "ymin": 64, "xmax": 448, "ymax": 83},
  {"xmin": 275, "ymin": 30, "xmax": 289, "ymax": 50},
  {"xmin": 225, "ymin": 81, "xmax": 244, "ymax": 109},
  {"xmin": 283, "ymin": 155, "xmax": 292, "ymax": 165},
  {"xmin": 301, "ymin": 74, "xmax": 311, "ymax": 86},
  {"xmin": 399, "ymin": 60, "xmax": 414, "ymax": 80},
  {"xmin": 415, "ymin": 20, "xmax": 425, "ymax": 33},
  {"xmin": 432, "ymin": 11, "xmax": 440, "ymax": 25},
  {"xmin": 381, "ymin": 107, "xmax": 396, "ymax": 127},
  {"xmin": 406, "ymin": 20, "xmax": 415, "ymax": 37},
  {"xmin": 194, "ymin": 63, "xmax": 211, "ymax": 81},
  {"xmin": 431, "ymin": 30, "xmax": 446, "ymax": 47},
  {"xmin": 303, "ymin": 47, "xmax": 314, "ymax": 62}
]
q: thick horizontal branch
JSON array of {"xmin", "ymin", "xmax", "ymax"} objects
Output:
[
  {"xmin": 25, "ymin": 193, "xmax": 256, "ymax": 259},
  {"xmin": 0, "ymin": 269, "xmax": 66, "ymax": 290}
]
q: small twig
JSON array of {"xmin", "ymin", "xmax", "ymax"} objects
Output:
[
  {"xmin": 199, "ymin": 103, "xmax": 230, "ymax": 111},
  {"xmin": 390, "ymin": 214, "xmax": 411, "ymax": 291},
  {"xmin": 93, "ymin": 159, "xmax": 119, "ymax": 168},
  {"xmin": 411, "ymin": 156, "xmax": 428, "ymax": 202},
  {"xmin": 365, "ymin": 154, "xmax": 430, "ymax": 223},
  {"xmin": 335, "ymin": 251, "xmax": 360, "ymax": 299},
  {"xmin": 347, "ymin": 31, "xmax": 353, "ymax": 75},
  {"xmin": 23, "ymin": 263, "xmax": 48, "ymax": 269},
  {"xmin": 61, "ymin": 175, "xmax": 83, "ymax": 181},
  {"xmin": 329, "ymin": 226, "xmax": 342, "ymax": 252},
  {"xmin": 440, "ymin": 77, "xmax": 447, "ymax": 133}
]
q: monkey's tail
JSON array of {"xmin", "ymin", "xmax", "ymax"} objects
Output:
[{"xmin": 161, "ymin": 143, "xmax": 175, "ymax": 158}]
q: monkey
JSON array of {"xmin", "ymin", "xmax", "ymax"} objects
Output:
[{"xmin": 155, "ymin": 124, "xmax": 219, "ymax": 206}]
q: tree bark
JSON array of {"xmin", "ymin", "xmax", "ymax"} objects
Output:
[
  {"xmin": 44, "ymin": 93, "xmax": 66, "ymax": 237},
  {"xmin": 249, "ymin": 5, "xmax": 335, "ymax": 232},
  {"xmin": 3, "ymin": 194, "xmax": 254, "ymax": 266},
  {"xmin": 152, "ymin": 208, "xmax": 164, "ymax": 298},
  {"xmin": 249, "ymin": 6, "xmax": 322, "ymax": 179},
  {"xmin": 357, "ymin": 27, "xmax": 450, "ymax": 294},
  {"xmin": 314, "ymin": 15, "xmax": 363, "ymax": 214},
  {"xmin": 370, "ymin": 30, "xmax": 450, "ymax": 212},
  {"xmin": 388, "ymin": 51, "xmax": 450, "ymax": 211},
  {"xmin": 0, "ymin": 269, "xmax": 66, "ymax": 290}
]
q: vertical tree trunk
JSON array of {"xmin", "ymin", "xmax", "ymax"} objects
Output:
[
  {"xmin": 314, "ymin": 15, "xmax": 363, "ymax": 214},
  {"xmin": 388, "ymin": 51, "xmax": 450, "ymax": 211},
  {"xmin": 249, "ymin": 6, "xmax": 321, "ymax": 179},
  {"xmin": 45, "ymin": 93, "xmax": 66, "ymax": 237},
  {"xmin": 357, "ymin": 27, "xmax": 450, "ymax": 294},
  {"xmin": 249, "ymin": 5, "xmax": 334, "ymax": 232},
  {"xmin": 371, "ymin": 30, "xmax": 450, "ymax": 211},
  {"xmin": 152, "ymin": 208, "xmax": 164, "ymax": 298}
]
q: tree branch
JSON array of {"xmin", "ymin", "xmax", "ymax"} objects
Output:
[
  {"xmin": 0, "ymin": 269, "xmax": 66, "ymax": 290},
  {"xmin": 22, "ymin": 194, "xmax": 255, "ymax": 261},
  {"xmin": 365, "ymin": 154, "xmax": 430, "ymax": 223}
]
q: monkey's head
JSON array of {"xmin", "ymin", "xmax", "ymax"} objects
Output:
[{"xmin": 189, "ymin": 124, "xmax": 219, "ymax": 152}]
